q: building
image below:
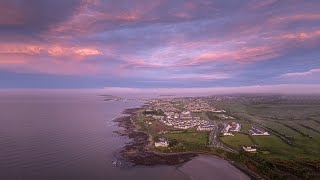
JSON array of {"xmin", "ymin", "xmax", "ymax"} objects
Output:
[
  {"xmin": 221, "ymin": 122, "xmax": 241, "ymax": 135},
  {"xmin": 152, "ymin": 115, "xmax": 165, "ymax": 120},
  {"xmin": 174, "ymin": 113, "xmax": 180, "ymax": 119},
  {"xmin": 230, "ymin": 122, "xmax": 241, "ymax": 132},
  {"xmin": 222, "ymin": 124, "xmax": 232, "ymax": 134},
  {"xmin": 251, "ymin": 131, "xmax": 270, "ymax": 136},
  {"xmin": 223, "ymin": 132, "xmax": 234, "ymax": 136},
  {"xmin": 197, "ymin": 125, "xmax": 214, "ymax": 131},
  {"xmin": 249, "ymin": 127, "xmax": 270, "ymax": 136},
  {"xmin": 243, "ymin": 146, "xmax": 257, "ymax": 152},
  {"xmin": 180, "ymin": 111, "xmax": 192, "ymax": 119},
  {"xmin": 154, "ymin": 137, "xmax": 169, "ymax": 147}
]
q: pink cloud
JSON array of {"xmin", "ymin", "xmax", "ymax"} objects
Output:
[
  {"xmin": 119, "ymin": 60, "xmax": 167, "ymax": 69},
  {"xmin": 0, "ymin": 55, "xmax": 30, "ymax": 64},
  {"xmin": 73, "ymin": 48, "xmax": 102, "ymax": 56},
  {"xmin": 0, "ymin": 43, "xmax": 102, "ymax": 57},
  {"xmin": 165, "ymin": 73, "xmax": 231, "ymax": 80},
  {"xmin": 0, "ymin": 43, "xmax": 105, "ymax": 75},
  {"xmin": 174, "ymin": 12, "xmax": 191, "ymax": 19},
  {"xmin": 118, "ymin": 24, "xmax": 320, "ymax": 70},
  {"xmin": 280, "ymin": 30, "xmax": 320, "ymax": 41},
  {"xmin": 250, "ymin": 0, "xmax": 279, "ymax": 9},
  {"xmin": 49, "ymin": 0, "xmax": 167, "ymax": 35},
  {"xmin": 118, "ymin": 39, "xmax": 284, "ymax": 70},
  {"xmin": 182, "ymin": 46, "xmax": 279, "ymax": 67},
  {"xmin": 282, "ymin": 69, "xmax": 320, "ymax": 78},
  {"xmin": 50, "ymin": 11, "xmax": 142, "ymax": 34},
  {"xmin": 0, "ymin": 44, "xmax": 43, "ymax": 55},
  {"xmin": 0, "ymin": 55, "xmax": 101, "ymax": 75},
  {"xmin": 1, "ymin": 0, "xmax": 319, "ymax": 83},
  {"xmin": 271, "ymin": 13, "xmax": 320, "ymax": 24}
]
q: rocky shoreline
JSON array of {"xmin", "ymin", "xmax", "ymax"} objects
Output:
[
  {"xmin": 113, "ymin": 108, "xmax": 261, "ymax": 180},
  {"xmin": 113, "ymin": 108, "xmax": 198, "ymax": 166}
]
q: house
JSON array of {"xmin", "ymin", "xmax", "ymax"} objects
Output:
[
  {"xmin": 180, "ymin": 112, "xmax": 192, "ymax": 119},
  {"xmin": 223, "ymin": 132, "xmax": 234, "ymax": 136},
  {"xmin": 249, "ymin": 127, "xmax": 270, "ymax": 136},
  {"xmin": 181, "ymin": 111, "xmax": 191, "ymax": 115},
  {"xmin": 230, "ymin": 122, "xmax": 241, "ymax": 132},
  {"xmin": 152, "ymin": 115, "xmax": 164, "ymax": 120},
  {"xmin": 174, "ymin": 113, "xmax": 180, "ymax": 119},
  {"xmin": 222, "ymin": 124, "xmax": 232, "ymax": 134},
  {"xmin": 243, "ymin": 146, "xmax": 257, "ymax": 152},
  {"xmin": 154, "ymin": 137, "xmax": 169, "ymax": 147},
  {"xmin": 251, "ymin": 132, "xmax": 270, "ymax": 136},
  {"xmin": 197, "ymin": 124, "xmax": 214, "ymax": 131},
  {"xmin": 193, "ymin": 116, "xmax": 201, "ymax": 120},
  {"xmin": 221, "ymin": 122, "xmax": 241, "ymax": 136}
]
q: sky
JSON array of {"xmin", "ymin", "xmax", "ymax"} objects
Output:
[{"xmin": 0, "ymin": 0, "xmax": 320, "ymax": 92}]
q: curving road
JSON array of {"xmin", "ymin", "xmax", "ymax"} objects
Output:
[{"xmin": 202, "ymin": 112, "xmax": 237, "ymax": 153}]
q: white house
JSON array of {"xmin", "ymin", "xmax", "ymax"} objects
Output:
[
  {"xmin": 154, "ymin": 137, "xmax": 169, "ymax": 147},
  {"xmin": 251, "ymin": 132, "xmax": 270, "ymax": 136},
  {"xmin": 243, "ymin": 146, "xmax": 257, "ymax": 152},
  {"xmin": 223, "ymin": 132, "xmax": 234, "ymax": 136}
]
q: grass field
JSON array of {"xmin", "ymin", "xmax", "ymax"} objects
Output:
[
  {"xmin": 192, "ymin": 112, "xmax": 206, "ymax": 119},
  {"xmin": 163, "ymin": 132, "xmax": 208, "ymax": 145},
  {"xmin": 253, "ymin": 135, "xmax": 320, "ymax": 160},
  {"xmin": 220, "ymin": 133, "xmax": 255, "ymax": 149},
  {"xmin": 295, "ymin": 120, "xmax": 320, "ymax": 133},
  {"xmin": 144, "ymin": 95, "xmax": 320, "ymax": 179},
  {"xmin": 212, "ymin": 95, "xmax": 320, "ymax": 161},
  {"xmin": 138, "ymin": 96, "xmax": 320, "ymax": 178},
  {"xmin": 253, "ymin": 135, "xmax": 293, "ymax": 159},
  {"xmin": 258, "ymin": 120, "xmax": 299, "ymax": 137},
  {"xmin": 206, "ymin": 111, "xmax": 235, "ymax": 120},
  {"xmin": 132, "ymin": 114, "xmax": 177, "ymax": 136},
  {"xmin": 241, "ymin": 123, "xmax": 252, "ymax": 133},
  {"xmin": 158, "ymin": 132, "xmax": 210, "ymax": 152}
]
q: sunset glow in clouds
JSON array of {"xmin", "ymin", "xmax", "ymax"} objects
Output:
[{"xmin": 0, "ymin": 0, "xmax": 320, "ymax": 90}]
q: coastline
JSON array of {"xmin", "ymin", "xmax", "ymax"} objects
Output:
[
  {"xmin": 114, "ymin": 108, "xmax": 198, "ymax": 166},
  {"xmin": 113, "ymin": 107, "xmax": 259, "ymax": 179}
]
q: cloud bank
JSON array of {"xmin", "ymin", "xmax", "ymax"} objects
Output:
[{"xmin": 0, "ymin": 0, "xmax": 319, "ymax": 88}]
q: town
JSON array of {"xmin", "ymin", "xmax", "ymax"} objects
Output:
[
  {"xmin": 142, "ymin": 97, "xmax": 270, "ymax": 152},
  {"xmin": 124, "ymin": 94, "xmax": 320, "ymax": 179},
  {"xmin": 145, "ymin": 98, "xmax": 217, "ymax": 131}
]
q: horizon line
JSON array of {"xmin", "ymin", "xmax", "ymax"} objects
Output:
[{"xmin": 0, "ymin": 84, "xmax": 320, "ymax": 95}]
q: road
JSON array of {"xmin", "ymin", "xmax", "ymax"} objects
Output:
[{"xmin": 202, "ymin": 112, "xmax": 237, "ymax": 153}]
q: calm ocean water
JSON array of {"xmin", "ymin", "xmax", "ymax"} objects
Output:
[{"xmin": 0, "ymin": 91, "xmax": 249, "ymax": 180}]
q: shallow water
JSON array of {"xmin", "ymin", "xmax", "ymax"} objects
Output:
[{"xmin": 0, "ymin": 92, "xmax": 249, "ymax": 180}]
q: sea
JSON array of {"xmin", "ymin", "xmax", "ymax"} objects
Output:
[{"xmin": 0, "ymin": 91, "xmax": 249, "ymax": 180}]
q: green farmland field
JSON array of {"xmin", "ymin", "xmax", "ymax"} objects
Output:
[{"xmin": 220, "ymin": 133, "xmax": 255, "ymax": 149}]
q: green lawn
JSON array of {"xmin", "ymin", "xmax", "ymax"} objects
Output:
[
  {"xmin": 253, "ymin": 135, "xmax": 320, "ymax": 160},
  {"xmin": 133, "ymin": 114, "xmax": 177, "ymax": 136},
  {"xmin": 158, "ymin": 132, "xmax": 210, "ymax": 153},
  {"xmin": 253, "ymin": 135, "xmax": 292, "ymax": 158},
  {"xmin": 259, "ymin": 120, "xmax": 299, "ymax": 137},
  {"xmin": 241, "ymin": 123, "xmax": 252, "ymax": 133},
  {"xmin": 220, "ymin": 133, "xmax": 255, "ymax": 149},
  {"xmin": 163, "ymin": 132, "xmax": 208, "ymax": 145}
]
